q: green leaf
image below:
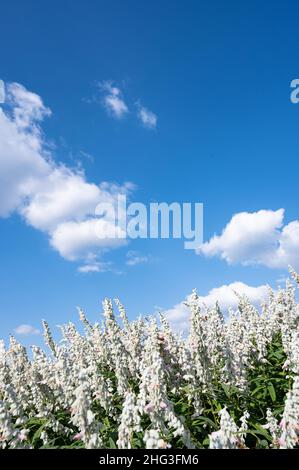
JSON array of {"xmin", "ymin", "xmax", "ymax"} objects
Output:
[
  {"xmin": 221, "ymin": 383, "xmax": 231, "ymax": 398},
  {"xmin": 32, "ymin": 423, "xmax": 47, "ymax": 445},
  {"xmin": 193, "ymin": 416, "xmax": 218, "ymax": 429},
  {"xmin": 252, "ymin": 384, "xmax": 265, "ymax": 396},
  {"xmin": 252, "ymin": 424, "xmax": 272, "ymax": 441},
  {"xmin": 109, "ymin": 437, "xmax": 117, "ymax": 448}
]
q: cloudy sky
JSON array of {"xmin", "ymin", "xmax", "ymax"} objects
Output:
[{"xmin": 1, "ymin": 0, "xmax": 299, "ymax": 343}]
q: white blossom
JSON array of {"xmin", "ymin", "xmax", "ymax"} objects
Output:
[{"xmin": 0, "ymin": 272, "xmax": 298, "ymax": 449}]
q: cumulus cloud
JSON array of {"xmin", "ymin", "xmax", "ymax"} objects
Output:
[
  {"xmin": 0, "ymin": 82, "xmax": 134, "ymax": 268},
  {"xmin": 100, "ymin": 81, "xmax": 128, "ymax": 119},
  {"xmin": 7, "ymin": 82, "xmax": 51, "ymax": 128},
  {"xmin": 14, "ymin": 324, "xmax": 40, "ymax": 336},
  {"xmin": 164, "ymin": 282, "xmax": 270, "ymax": 332},
  {"xmin": 197, "ymin": 209, "xmax": 299, "ymax": 269},
  {"xmin": 51, "ymin": 218, "xmax": 127, "ymax": 261},
  {"xmin": 136, "ymin": 103, "xmax": 157, "ymax": 129},
  {"xmin": 22, "ymin": 169, "xmax": 100, "ymax": 231},
  {"xmin": 0, "ymin": 84, "xmax": 50, "ymax": 216}
]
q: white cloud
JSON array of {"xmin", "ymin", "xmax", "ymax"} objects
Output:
[
  {"xmin": 136, "ymin": 103, "xmax": 157, "ymax": 129},
  {"xmin": 78, "ymin": 264, "xmax": 101, "ymax": 273},
  {"xmin": 97, "ymin": 83, "xmax": 158, "ymax": 129},
  {"xmin": 126, "ymin": 250, "xmax": 149, "ymax": 266},
  {"xmin": 198, "ymin": 209, "xmax": 299, "ymax": 269},
  {"xmin": 100, "ymin": 82, "xmax": 128, "ymax": 119},
  {"xmin": 0, "ymin": 81, "xmax": 135, "ymax": 268},
  {"xmin": 196, "ymin": 282, "xmax": 269, "ymax": 309},
  {"xmin": 163, "ymin": 302, "xmax": 190, "ymax": 333},
  {"xmin": 7, "ymin": 82, "xmax": 51, "ymax": 128},
  {"xmin": 164, "ymin": 282, "xmax": 269, "ymax": 332},
  {"xmin": 21, "ymin": 171, "xmax": 128, "ymax": 234},
  {"xmin": 0, "ymin": 84, "xmax": 50, "ymax": 216},
  {"xmin": 22, "ymin": 168, "xmax": 101, "ymax": 231},
  {"xmin": 14, "ymin": 324, "xmax": 40, "ymax": 336}
]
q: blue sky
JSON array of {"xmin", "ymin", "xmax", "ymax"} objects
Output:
[{"xmin": 1, "ymin": 0, "xmax": 299, "ymax": 345}]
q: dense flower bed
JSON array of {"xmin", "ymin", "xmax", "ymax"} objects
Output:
[{"xmin": 0, "ymin": 270, "xmax": 298, "ymax": 449}]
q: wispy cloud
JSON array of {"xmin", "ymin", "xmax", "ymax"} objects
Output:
[
  {"xmin": 92, "ymin": 81, "xmax": 158, "ymax": 129},
  {"xmin": 197, "ymin": 209, "xmax": 299, "ymax": 270},
  {"xmin": 79, "ymin": 150, "xmax": 94, "ymax": 163},
  {"xmin": 126, "ymin": 250, "xmax": 150, "ymax": 266},
  {"xmin": 100, "ymin": 81, "xmax": 128, "ymax": 119},
  {"xmin": 78, "ymin": 260, "xmax": 112, "ymax": 273},
  {"xmin": 136, "ymin": 103, "xmax": 157, "ymax": 129},
  {"xmin": 14, "ymin": 324, "xmax": 40, "ymax": 336}
]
